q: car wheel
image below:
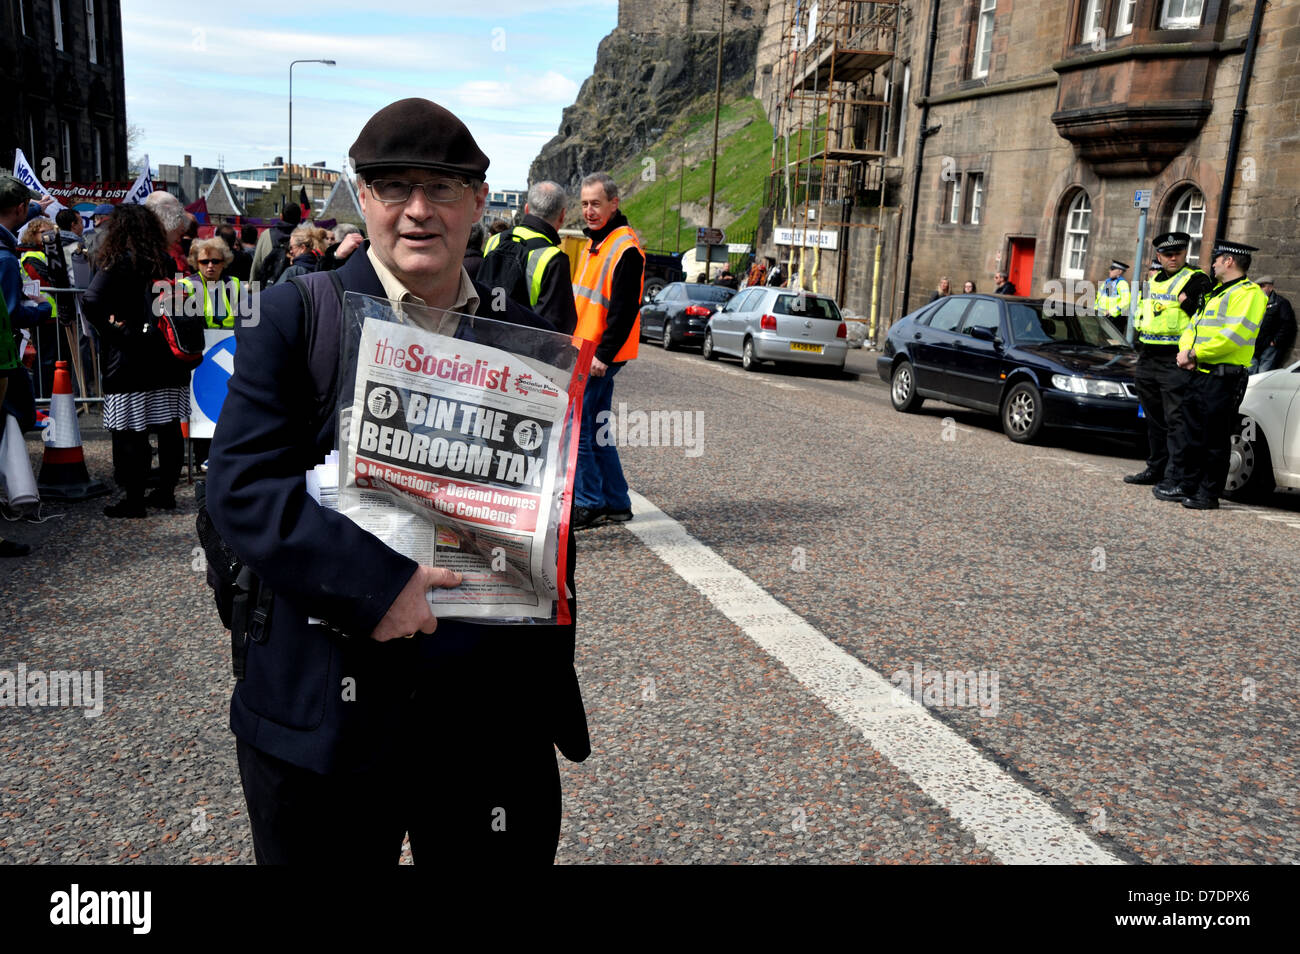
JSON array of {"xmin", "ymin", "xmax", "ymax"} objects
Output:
[
  {"xmin": 644, "ymin": 278, "xmax": 666, "ymax": 301},
  {"xmin": 1001, "ymin": 381, "xmax": 1044, "ymax": 443},
  {"xmin": 661, "ymin": 324, "xmax": 675, "ymax": 350},
  {"xmin": 702, "ymin": 331, "xmax": 719, "ymax": 360},
  {"xmin": 741, "ymin": 338, "xmax": 761, "ymax": 372},
  {"xmin": 1224, "ymin": 418, "xmax": 1275, "ymax": 502},
  {"xmin": 890, "ymin": 360, "xmax": 924, "ymax": 412}
]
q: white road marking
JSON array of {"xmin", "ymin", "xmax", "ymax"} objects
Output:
[
  {"xmin": 665, "ymin": 353, "xmax": 804, "ymax": 391},
  {"xmin": 623, "ymin": 490, "xmax": 1122, "ymax": 865}
]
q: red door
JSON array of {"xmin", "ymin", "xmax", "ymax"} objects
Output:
[{"xmin": 1008, "ymin": 238, "xmax": 1036, "ymax": 297}]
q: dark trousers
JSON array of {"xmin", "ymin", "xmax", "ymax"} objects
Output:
[
  {"xmin": 1180, "ymin": 368, "xmax": 1250, "ymax": 500},
  {"xmin": 236, "ymin": 724, "xmax": 562, "ymax": 865},
  {"xmin": 109, "ymin": 421, "xmax": 183, "ymax": 500},
  {"xmin": 1134, "ymin": 348, "xmax": 1192, "ymax": 481}
]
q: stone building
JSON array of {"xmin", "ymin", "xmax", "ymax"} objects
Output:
[
  {"xmin": 757, "ymin": 0, "xmax": 1299, "ymax": 356},
  {"xmin": 0, "ymin": 0, "xmax": 129, "ymax": 182}
]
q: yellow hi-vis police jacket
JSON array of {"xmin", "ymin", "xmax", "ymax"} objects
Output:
[{"xmin": 1179, "ymin": 277, "xmax": 1267, "ymax": 371}]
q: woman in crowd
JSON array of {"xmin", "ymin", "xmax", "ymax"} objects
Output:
[
  {"xmin": 929, "ymin": 276, "xmax": 951, "ymax": 302},
  {"xmin": 82, "ymin": 203, "xmax": 192, "ymax": 518},
  {"xmin": 182, "ymin": 237, "xmax": 240, "ymax": 329},
  {"xmin": 275, "ymin": 226, "xmax": 331, "ymax": 284},
  {"xmin": 963, "ymin": 280, "xmax": 977, "ymax": 293}
]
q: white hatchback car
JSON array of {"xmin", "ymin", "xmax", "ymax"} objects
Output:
[
  {"xmin": 1226, "ymin": 359, "xmax": 1300, "ymax": 500},
  {"xmin": 702, "ymin": 287, "xmax": 849, "ymax": 372}
]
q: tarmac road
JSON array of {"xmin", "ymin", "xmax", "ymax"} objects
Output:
[{"xmin": 0, "ymin": 343, "xmax": 1295, "ymax": 864}]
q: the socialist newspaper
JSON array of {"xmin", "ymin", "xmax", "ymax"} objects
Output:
[{"xmin": 336, "ymin": 301, "xmax": 577, "ymax": 621}]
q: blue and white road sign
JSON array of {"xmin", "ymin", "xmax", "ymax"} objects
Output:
[{"xmin": 190, "ymin": 330, "xmax": 236, "ymax": 440}]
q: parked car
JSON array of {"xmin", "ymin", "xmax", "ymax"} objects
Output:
[
  {"xmin": 703, "ymin": 287, "xmax": 849, "ymax": 372},
  {"xmin": 1225, "ymin": 359, "xmax": 1300, "ymax": 501},
  {"xmin": 877, "ymin": 294, "xmax": 1140, "ymax": 443},
  {"xmin": 638, "ymin": 282, "xmax": 735, "ymax": 349}
]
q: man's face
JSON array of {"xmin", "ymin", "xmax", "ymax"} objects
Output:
[
  {"xmin": 0, "ymin": 202, "xmax": 25, "ymax": 233},
  {"xmin": 1109, "ymin": 266, "xmax": 1122, "ymax": 279},
  {"xmin": 996, "ymin": 273, "xmax": 1007, "ymax": 283},
  {"xmin": 1157, "ymin": 248, "xmax": 1187, "ymax": 272},
  {"xmin": 359, "ymin": 168, "xmax": 487, "ymax": 285},
  {"xmin": 581, "ymin": 183, "xmax": 617, "ymax": 231},
  {"xmin": 1260, "ymin": 282, "xmax": 1274, "ymax": 295}
]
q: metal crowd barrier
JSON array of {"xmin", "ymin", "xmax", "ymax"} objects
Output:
[{"xmin": 23, "ymin": 287, "xmax": 105, "ymax": 409}]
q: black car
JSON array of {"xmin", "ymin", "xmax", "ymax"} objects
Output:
[
  {"xmin": 876, "ymin": 294, "xmax": 1141, "ymax": 443},
  {"xmin": 638, "ymin": 282, "xmax": 735, "ymax": 350}
]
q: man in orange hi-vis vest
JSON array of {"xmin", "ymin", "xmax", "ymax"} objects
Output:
[{"xmin": 571, "ymin": 172, "xmax": 645, "ymax": 530}]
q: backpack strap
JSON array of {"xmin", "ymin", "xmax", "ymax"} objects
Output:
[{"xmin": 290, "ymin": 269, "xmax": 346, "ymax": 435}]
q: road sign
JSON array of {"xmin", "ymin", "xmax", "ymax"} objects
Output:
[
  {"xmin": 696, "ymin": 227, "xmax": 725, "ymax": 246},
  {"xmin": 1134, "ymin": 189, "xmax": 1151, "ymax": 209},
  {"xmin": 190, "ymin": 330, "xmax": 236, "ymax": 440}
]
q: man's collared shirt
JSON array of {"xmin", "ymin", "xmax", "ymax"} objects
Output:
[{"xmin": 366, "ymin": 246, "xmax": 479, "ymax": 336}]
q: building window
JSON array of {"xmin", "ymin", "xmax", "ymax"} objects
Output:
[
  {"xmin": 967, "ymin": 173, "xmax": 984, "ymax": 225},
  {"xmin": 61, "ymin": 122, "xmax": 73, "ymax": 179},
  {"xmin": 52, "ymin": 0, "xmax": 64, "ymax": 50},
  {"xmin": 1116, "ymin": 0, "xmax": 1136, "ymax": 35},
  {"xmin": 946, "ymin": 173, "xmax": 963, "ymax": 225},
  {"xmin": 1082, "ymin": 0, "xmax": 1104, "ymax": 44},
  {"xmin": 1169, "ymin": 187, "xmax": 1206, "ymax": 264},
  {"xmin": 86, "ymin": 0, "xmax": 98, "ymax": 63},
  {"xmin": 1061, "ymin": 190, "xmax": 1091, "ymax": 280},
  {"xmin": 972, "ymin": 0, "xmax": 996, "ymax": 79},
  {"xmin": 1161, "ymin": 0, "xmax": 1204, "ymax": 29},
  {"xmin": 93, "ymin": 128, "xmax": 103, "ymax": 179}
]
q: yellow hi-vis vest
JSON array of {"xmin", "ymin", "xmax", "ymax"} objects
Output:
[
  {"xmin": 1096, "ymin": 277, "xmax": 1130, "ymax": 318},
  {"xmin": 482, "ymin": 226, "xmax": 562, "ymax": 308},
  {"xmin": 573, "ymin": 224, "xmax": 643, "ymax": 362},
  {"xmin": 1134, "ymin": 266, "xmax": 1202, "ymax": 344},
  {"xmin": 18, "ymin": 250, "xmax": 57, "ymax": 320},
  {"xmin": 1179, "ymin": 277, "xmax": 1267, "ymax": 371},
  {"xmin": 180, "ymin": 275, "xmax": 242, "ymax": 329}
]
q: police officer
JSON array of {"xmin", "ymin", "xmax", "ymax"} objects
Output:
[
  {"xmin": 1096, "ymin": 259, "xmax": 1130, "ymax": 332},
  {"xmin": 1123, "ymin": 232, "xmax": 1214, "ymax": 497},
  {"xmin": 1174, "ymin": 240, "xmax": 1268, "ymax": 509}
]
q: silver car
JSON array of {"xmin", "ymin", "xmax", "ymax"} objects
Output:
[{"xmin": 702, "ymin": 287, "xmax": 849, "ymax": 372}]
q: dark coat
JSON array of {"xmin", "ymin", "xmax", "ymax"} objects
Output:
[
  {"xmin": 82, "ymin": 259, "xmax": 193, "ymax": 393},
  {"xmin": 205, "ymin": 246, "xmax": 590, "ymax": 775}
]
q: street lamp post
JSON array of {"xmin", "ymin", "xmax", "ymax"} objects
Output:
[{"xmin": 289, "ymin": 58, "xmax": 336, "ymax": 215}]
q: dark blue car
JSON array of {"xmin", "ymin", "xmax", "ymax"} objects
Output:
[{"xmin": 876, "ymin": 294, "xmax": 1141, "ymax": 443}]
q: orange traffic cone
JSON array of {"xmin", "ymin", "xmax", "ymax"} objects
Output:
[{"xmin": 38, "ymin": 360, "xmax": 109, "ymax": 500}]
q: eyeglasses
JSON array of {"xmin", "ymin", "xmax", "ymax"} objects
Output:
[
  {"xmin": 198, "ymin": 259, "xmax": 222, "ymax": 265},
  {"xmin": 365, "ymin": 177, "xmax": 470, "ymax": 205}
]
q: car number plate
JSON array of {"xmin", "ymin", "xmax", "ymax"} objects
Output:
[{"xmin": 790, "ymin": 342, "xmax": 824, "ymax": 353}]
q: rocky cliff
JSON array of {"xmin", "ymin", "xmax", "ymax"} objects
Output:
[{"xmin": 528, "ymin": 2, "xmax": 768, "ymax": 192}]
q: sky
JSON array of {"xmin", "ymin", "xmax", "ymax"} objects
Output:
[{"xmin": 121, "ymin": 0, "xmax": 619, "ymax": 189}]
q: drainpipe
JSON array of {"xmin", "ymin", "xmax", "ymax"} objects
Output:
[
  {"xmin": 899, "ymin": 0, "xmax": 943, "ymax": 315},
  {"xmin": 1215, "ymin": 0, "xmax": 1267, "ymax": 242}
]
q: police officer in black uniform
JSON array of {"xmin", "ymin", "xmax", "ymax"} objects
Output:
[{"xmin": 1123, "ymin": 232, "xmax": 1214, "ymax": 497}]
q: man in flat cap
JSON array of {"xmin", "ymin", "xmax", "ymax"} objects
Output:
[
  {"xmin": 1251, "ymin": 276, "xmax": 1295, "ymax": 373},
  {"xmin": 1173, "ymin": 240, "xmax": 1268, "ymax": 508},
  {"xmin": 1125, "ymin": 231, "xmax": 1213, "ymax": 499},
  {"xmin": 1096, "ymin": 260, "xmax": 1130, "ymax": 334},
  {"xmin": 207, "ymin": 98, "xmax": 590, "ymax": 864}
]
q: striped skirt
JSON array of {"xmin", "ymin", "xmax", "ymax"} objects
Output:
[{"xmin": 103, "ymin": 388, "xmax": 191, "ymax": 432}]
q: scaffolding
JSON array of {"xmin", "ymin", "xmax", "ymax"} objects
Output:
[{"xmin": 765, "ymin": 0, "xmax": 898, "ymax": 301}]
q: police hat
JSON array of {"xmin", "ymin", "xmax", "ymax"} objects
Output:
[
  {"xmin": 1152, "ymin": 231, "xmax": 1191, "ymax": 253},
  {"xmin": 1109, "ymin": 260, "xmax": 1129, "ymax": 271},
  {"xmin": 92, "ymin": 204, "xmax": 116, "ymax": 216},
  {"xmin": 1211, "ymin": 239, "xmax": 1258, "ymax": 258},
  {"xmin": 349, "ymin": 98, "xmax": 489, "ymax": 181}
]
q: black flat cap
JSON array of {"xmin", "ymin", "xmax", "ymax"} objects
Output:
[
  {"xmin": 349, "ymin": 98, "xmax": 489, "ymax": 180},
  {"xmin": 1153, "ymin": 231, "xmax": 1191, "ymax": 252}
]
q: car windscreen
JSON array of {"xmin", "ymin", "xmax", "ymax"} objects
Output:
[
  {"xmin": 774, "ymin": 294, "xmax": 841, "ymax": 320},
  {"xmin": 1008, "ymin": 303, "xmax": 1128, "ymax": 348},
  {"xmin": 685, "ymin": 285, "xmax": 734, "ymax": 303}
]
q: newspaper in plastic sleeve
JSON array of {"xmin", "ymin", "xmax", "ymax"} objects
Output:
[{"xmin": 334, "ymin": 291, "xmax": 586, "ymax": 622}]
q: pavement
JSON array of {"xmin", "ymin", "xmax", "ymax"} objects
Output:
[{"xmin": 1, "ymin": 343, "xmax": 1296, "ymax": 864}]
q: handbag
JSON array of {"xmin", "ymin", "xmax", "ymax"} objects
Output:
[{"xmin": 153, "ymin": 279, "xmax": 205, "ymax": 366}]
